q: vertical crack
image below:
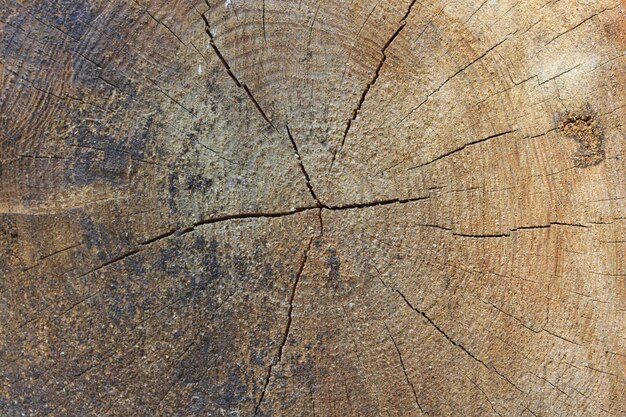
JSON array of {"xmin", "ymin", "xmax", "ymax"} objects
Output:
[
  {"xmin": 254, "ymin": 236, "xmax": 314, "ymax": 415},
  {"xmin": 262, "ymin": 0, "xmax": 267, "ymax": 45},
  {"xmin": 329, "ymin": 0, "xmax": 419, "ymax": 171},
  {"xmin": 384, "ymin": 322, "xmax": 427, "ymax": 415}
]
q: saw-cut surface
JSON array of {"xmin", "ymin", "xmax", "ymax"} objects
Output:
[{"xmin": 0, "ymin": 0, "xmax": 624, "ymax": 415}]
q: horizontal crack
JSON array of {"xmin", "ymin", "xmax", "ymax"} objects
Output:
[
  {"xmin": 142, "ymin": 201, "xmax": 593, "ymax": 248},
  {"xmin": 452, "ymin": 222, "xmax": 591, "ymax": 238},
  {"xmin": 179, "ymin": 196, "xmax": 430, "ymax": 235},
  {"xmin": 326, "ymin": 195, "xmax": 429, "ymax": 211},
  {"xmin": 405, "ymin": 220, "xmax": 592, "ymax": 239}
]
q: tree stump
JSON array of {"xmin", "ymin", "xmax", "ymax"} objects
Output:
[{"xmin": 1, "ymin": 0, "xmax": 624, "ymax": 415}]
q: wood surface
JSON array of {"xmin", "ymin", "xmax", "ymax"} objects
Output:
[{"xmin": 0, "ymin": 0, "xmax": 624, "ymax": 415}]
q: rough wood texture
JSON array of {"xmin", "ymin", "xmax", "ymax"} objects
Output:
[{"xmin": 1, "ymin": 0, "xmax": 624, "ymax": 416}]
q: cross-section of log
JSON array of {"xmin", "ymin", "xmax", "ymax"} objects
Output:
[{"xmin": 1, "ymin": 0, "xmax": 624, "ymax": 416}]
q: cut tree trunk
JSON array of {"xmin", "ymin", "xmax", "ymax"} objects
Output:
[{"xmin": 0, "ymin": 0, "xmax": 624, "ymax": 416}]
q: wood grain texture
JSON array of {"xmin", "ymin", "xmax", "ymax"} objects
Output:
[{"xmin": 0, "ymin": 0, "xmax": 624, "ymax": 415}]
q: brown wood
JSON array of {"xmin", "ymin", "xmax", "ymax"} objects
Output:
[{"xmin": 1, "ymin": 0, "xmax": 624, "ymax": 415}]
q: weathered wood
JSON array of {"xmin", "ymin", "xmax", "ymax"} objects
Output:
[{"xmin": 1, "ymin": 0, "xmax": 624, "ymax": 415}]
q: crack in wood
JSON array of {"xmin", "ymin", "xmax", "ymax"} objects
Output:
[
  {"xmin": 391, "ymin": 288, "xmax": 526, "ymax": 394},
  {"xmin": 543, "ymin": 7, "xmax": 616, "ymax": 48},
  {"xmin": 396, "ymin": 37, "xmax": 510, "ymax": 127},
  {"xmin": 286, "ymin": 124, "xmax": 323, "ymax": 206},
  {"xmin": 329, "ymin": 0, "xmax": 419, "ymax": 172},
  {"xmin": 201, "ymin": 3, "xmax": 276, "ymax": 129},
  {"xmin": 384, "ymin": 322, "xmax": 427, "ymax": 415},
  {"xmin": 407, "ymin": 130, "xmax": 517, "ymax": 171},
  {"xmin": 254, "ymin": 236, "xmax": 315, "ymax": 416}
]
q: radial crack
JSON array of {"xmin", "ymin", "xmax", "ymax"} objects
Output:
[
  {"xmin": 397, "ymin": 37, "xmax": 509, "ymax": 127},
  {"xmin": 396, "ymin": 290, "xmax": 489, "ymax": 369},
  {"xmin": 543, "ymin": 7, "xmax": 615, "ymax": 48},
  {"xmin": 201, "ymin": 4, "xmax": 275, "ymax": 129},
  {"xmin": 394, "ymin": 289, "xmax": 526, "ymax": 394},
  {"xmin": 384, "ymin": 323, "xmax": 427, "ymax": 415},
  {"xmin": 408, "ymin": 129, "xmax": 517, "ymax": 171},
  {"xmin": 329, "ymin": 0, "xmax": 419, "ymax": 171},
  {"xmin": 254, "ymin": 237, "xmax": 314, "ymax": 415},
  {"xmin": 286, "ymin": 124, "xmax": 323, "ymax": 207},
  {"xmin": 179, "ymin": 195, "xmax": 431, "ymax": 236}
]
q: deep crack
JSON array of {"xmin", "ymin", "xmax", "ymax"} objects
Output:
[
  {"xmin": 201, "ymin": 2, "xmax": 275, "ymax": 129},
  {"xmin": 254, "ymin": 236, "xmax": 315, "ymax": 415}
]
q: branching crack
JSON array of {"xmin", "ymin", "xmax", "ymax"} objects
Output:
[
  {"xmin": 173, "ymin": 195, "xmax": 430, "ymax": 238},
  {"xmin": 469, "ymin": 378, "xmax": 503, "ymax": 417},
  {"xmin": 254, "ymin": 237, "xmax": 314, "ymax": 415},
  {"xmin": 67, "ymin": 207, "xmax": 338, "ymax": 284},
  {"xmin": 329, "ymin": 0, "xmax": 419, "ymax": 171}
]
